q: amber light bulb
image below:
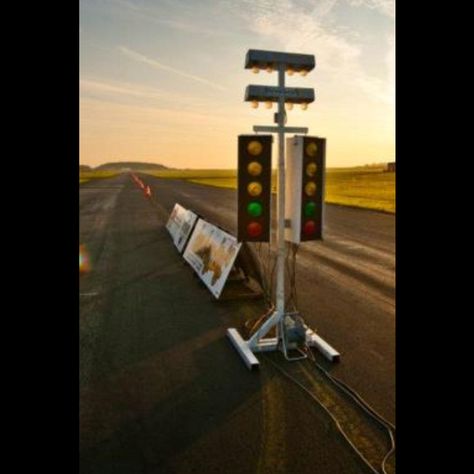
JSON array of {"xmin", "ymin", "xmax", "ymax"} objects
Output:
[
  {"xmin": 247, "ymin": 140, "xmax": 263, "ymax": 156},
  {"xmin": 247, "ymin": 161, "xmax": 262, "ymax": 176},
  {"xmin": 247, "ymin": 181, "xmax": 263, "ymax": 197}
]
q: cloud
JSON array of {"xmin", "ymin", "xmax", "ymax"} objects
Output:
[
  {"xmin": 227, "ymin": 0, "xmax": 394, "ymax": 104},
  {"xmin": 81, "ymin": 97, "xmax": 216, "ymax": 126},
  {"xmin": 118, "ymin": 46, "xmax": 227, "ymax": 92},
  {"xmin": 80, "ymin": 79, "xmax": 168, "ymax": 100},
  {"xmin": 346, "ymin": 0, "xmax": 395, "ymax": 18},
  {"xmin": 80, "ymin": 77, "xmax": 234, "ymax": 114},
  {"xmin": 147, "ymin": 18, "xmax": 228, "ymax": 37},
  {"xmin": 113, "ymin": 0, "xmax": 142, "ymax": 11},
  {"xmin": 102, "ymin": 0, "xmax": 229, "ymax": 38},
  {"xmin": 80, "ymin": 97, "xmax": 252, "ymax": 144}
]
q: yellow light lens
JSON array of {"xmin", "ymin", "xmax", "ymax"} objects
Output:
[
  {"xmin": 247, "ymin": 140, "xmax": 263, "ymax": 156},
  {"xmin": 301, "ymin": 102, "xmax": 308, "ymax": 110},
  {"xmin": 264, "ymin": 101, "xmax": 272, "ymax": 109},
  {"xmin": 251, "ymin": 100, "xmax": 259, "ymax": 109},
  {"xmin": 286, "ymin": 103, "xmax": 293, "ymax": 110},
  {"xmin": 306, "ymin": 142, "xmax": 318, "ymax": 157},
  {"xmin": 266, "ymin": 65, "xmax": 273, "ymax": 73},
  {"xmin": 247, "ymin": 161, "xmax": 262, "ymax": 176},
  {"xmin": 300, "ymin": 70, "xmax": 308, "ymax": 76},
  {"xmin": 305, "ymin": 182, "xmax": 317, "ymax": 196},
  {"xmin": 287, "ymin": 67, "xmax": 294, "ymax": 76},
  {"xmin": 306, "ymin": 162, "xmax": 317, "ymax": 177},
  {"xmin": 247, "ymin": 181, "xmax": 263, "ymax": 196},
  {"xmin": 252, "ymin": 66, "xmax": 259, "ymax": 74}
]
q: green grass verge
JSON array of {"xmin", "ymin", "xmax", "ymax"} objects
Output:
[
  {"xmin": 79, "ymin": 170, "xmax": 120, "ymax": 184},
  {"xmin": 145, "ymin": 167, "xmax": 395, "ymax": 213},
  {"xmin": 144, "ymin": 169, "xmax": 237, "ymax": 179},
  {"xmin": 325, "ymin": 168, "xmax": 395, "ymax": 213}
]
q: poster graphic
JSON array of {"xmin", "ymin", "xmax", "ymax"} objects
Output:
[
  {"xmin": 183, "ymin": 219, "xmax": 242, "ymax": 298},
  {"xmin": 166, "ymin": 203, "xmax": 198, "ymax": 253}
]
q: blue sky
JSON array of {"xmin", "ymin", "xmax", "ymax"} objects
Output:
[{"xmin": 80, "ymin": 0, "xmax": 395, "ymax": 168}]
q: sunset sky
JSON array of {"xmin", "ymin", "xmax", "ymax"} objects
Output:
[{"xmin": 80, "ymin": 0, "xmax": 395, "ymax": 168}]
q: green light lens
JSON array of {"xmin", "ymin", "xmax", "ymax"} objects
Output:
[
  {"xmin": 247, "ymin": 201, "xmax": 263, "ymax": 217},
  {"xmin": 304, "ymin": 201, "xmax": 316, "ymax": 217}
]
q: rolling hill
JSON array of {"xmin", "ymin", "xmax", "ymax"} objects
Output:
[{"xmin": 93, "ymin": 162, "xmax": 169, "ymax": 171}]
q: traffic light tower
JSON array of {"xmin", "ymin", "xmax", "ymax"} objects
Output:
[
  {"xmin": 285, "ymin": 136, "xmax": 326, "ymax": 243},
  {"xmin": 227, "ymin": 49, "xmax": 339, "ymax": 369},
  {"xmin": 237, "ymin": 135, "xmax": 272, "ymax": 242}
]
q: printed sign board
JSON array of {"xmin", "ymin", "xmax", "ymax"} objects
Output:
[
  {"xmin": 183, "ymin": 219, "xmax": 242, "ymax": 298},
  {"xmin": 166, "ymin": 203, "xmax": 198, "ymax": 253}
]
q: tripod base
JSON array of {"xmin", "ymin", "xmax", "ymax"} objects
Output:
[
  {"xmin": 226, "ymin": 329, "xmax": 260, "ymax": 370},
  {"xmin": 227, "ymin": 320, "xmax": 340, "ymax": 370}
]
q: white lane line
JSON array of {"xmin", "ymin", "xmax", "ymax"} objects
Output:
[{"xmin": 80, "ymin": 292, "xmax": 99, "ymax": 297}]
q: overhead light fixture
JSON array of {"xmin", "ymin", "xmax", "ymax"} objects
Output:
[{"xmin": 245, "ymin": 85, "xmax": 315, "ymax": 104}]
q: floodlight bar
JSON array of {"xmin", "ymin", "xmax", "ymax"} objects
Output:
[
  {"xmin": 245, "ymin": 49, "xmax": 315, "ymax": 72},
  {"xmin": 245, "ymin": 85, "xmax": 315, "ymax": 104}
]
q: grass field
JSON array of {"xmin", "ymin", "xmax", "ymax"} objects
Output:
[
  {"xmin": 145, "ymin": 166, "xmax": 395, "ymax": 213},
  {"xmin": 79, "ymin": 170, "xmax": 120, "ymax": 184},
  {"xmin": 324, "ymin": 167, "xmax": 395, "ymax": 213}
]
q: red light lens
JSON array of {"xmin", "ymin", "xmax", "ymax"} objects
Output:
[
  {"xmin": 303, "ymin": 220, "xmax": 316, "ymax": 236},
  {"xmin": 247, "ymin": 222, "xmax": 263, "ymax": 237}
]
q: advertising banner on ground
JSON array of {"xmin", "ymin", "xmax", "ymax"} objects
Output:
[
  {"xmin": 183, "ymin": 219, "xmax": 242, "ymax": 298},
  {"xmin": 166, "ymin": 203, "xmax": 198, "ymax": 253}
]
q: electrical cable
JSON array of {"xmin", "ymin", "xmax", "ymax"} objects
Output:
[
  {"xmin": 256, "ymin": 242, "xmax": 272, "ymax": 306},
  {"xmin": 303, "ymin": 347, "xmax": 396, "ymax": 473},
  {"xmin": 263, "ymin": 354, "xmax": 395, "ymax": 474},
  {"xmin": 284, "ymin": 242, "xmax": 299, "ymax": 312},
  {"xmin": 305, "ymin": 348, "xmax": 395, "ymax": 474},
  {"xmin": 291, "ymin": 243, "xmax": 299, "ymax": 308},
  {"xmin": 245, "ymin": 304, "xmax": 276, "ymax": 337},
  {"xmin": 306, "ymin": 349, "xmax": 396, "ymax": 431},
  {"xmin": 238, "ymin": 203, "xmax": 394, "ymax": 472},
  {"xmin": 268, "ymin": 248, "xmax": 277, "ymax": 302}
]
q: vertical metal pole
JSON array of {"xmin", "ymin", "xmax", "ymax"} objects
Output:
[{"xmin": 276, "ymin": 65, "xmax": 286, "ymax": 325}]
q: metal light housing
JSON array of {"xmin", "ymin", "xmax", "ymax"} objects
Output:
[
  {"xmin": 245, "ymin": 49, "xmax": 315, "ymax": 74},
  {"xmin": 245, "ymin": 85, "xmax": 315, "ymax": 104}
]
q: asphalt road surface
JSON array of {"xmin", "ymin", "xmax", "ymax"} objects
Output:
[{"xmin": 80, "ymin": 173, "xmax": 395, "ymax": 474}]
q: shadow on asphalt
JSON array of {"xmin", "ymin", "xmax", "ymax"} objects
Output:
[{"xmin": 80, "ymin": 337, "xmax": 263, "ymax": 474}]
